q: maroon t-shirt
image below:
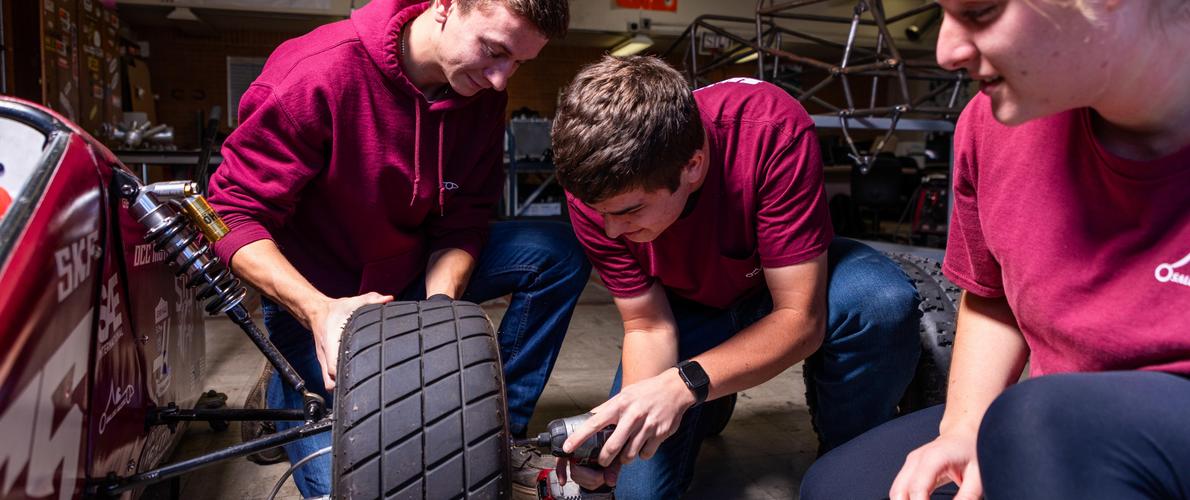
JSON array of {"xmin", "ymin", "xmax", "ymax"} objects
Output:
[
  {"xmin": 944, "ymin": 94, "xmax": 1190, "ymax": 376},
  {"xmin": 568, "ymin": 78, "xmax": 833, "ymax": 309}
]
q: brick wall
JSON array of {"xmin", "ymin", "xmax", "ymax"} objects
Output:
[
  {"xmin": 136, "ymin": 26, "xmax": 299, "ymax": 149},
  {"xmin": 502, "ymin": 43, "xmax": 606, "ymax": 119}
]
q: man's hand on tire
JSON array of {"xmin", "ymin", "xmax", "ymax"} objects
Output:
[{"xmin": 308, "ymin": 292, "xmax": 393, "ymax": 390}]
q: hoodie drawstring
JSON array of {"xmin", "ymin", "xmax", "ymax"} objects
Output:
[
  {"xmin": 437, "ymin": 113, "xmax": 446, "ymax": 216},
  {"xmin": 409, "ymin": 102, "xmax": 422, "ymax": 207},
  {"xmin": 409, "ymin": 103, "xmax": 447, "ymax": 217}
]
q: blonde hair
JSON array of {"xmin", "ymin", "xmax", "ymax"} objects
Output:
[
  {"xmin": 1035, "ymin": 0, "xmax": 1103, "ymax": 23},
  {"xmin": 1042, "ymin": 0, "xmax": 1189, "ymax": 27}
]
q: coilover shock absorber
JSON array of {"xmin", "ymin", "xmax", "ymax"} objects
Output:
[
  {"xmin": 116, "ymin": 170, "xmax": 327, "ymax": 421},
  {"xmin": 132, "ymin": 180, "xmax": 245, "ymax": 314}
]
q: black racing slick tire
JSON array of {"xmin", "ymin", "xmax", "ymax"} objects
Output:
[
  {"xmin": 885, "ymin": 252, "xmax": 961, "ymax": 412},
  {"xmin": 331, "ymin": 300, "xmax": 512, "ymax": 500}
]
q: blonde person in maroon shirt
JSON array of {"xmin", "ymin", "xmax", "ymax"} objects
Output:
[{"xmin": 801, "ymin": 0, "xmax": 1190, "ymax": 499}]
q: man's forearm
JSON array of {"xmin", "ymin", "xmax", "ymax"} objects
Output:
[
  {"xmin": 694, "ymin": 306, "xmax": 824, "ymax": 402},
  {"xmin": 229, "ymin": 239, "xmax": 329, "ymax": 328},
  {"xmin": 424, "ymin": 247, "xmax": 476, "ymax": 299},
  {"xmin": 621, "ymin": 326, "xmax": 679, "ymax": 386},
  {"xmin": 612, "ymin": 284, "xmax": 681, "ymax": 386}
]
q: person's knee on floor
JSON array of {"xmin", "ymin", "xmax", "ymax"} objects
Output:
[
  {"xmin": 809, "ymin": 241, "xmax": 922, "ymax": 451},
  {"xmin": 824, "ymin": 240, "xmax": 921, "ymax": 350}
]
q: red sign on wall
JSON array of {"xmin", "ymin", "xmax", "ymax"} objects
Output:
[{"xmin": 616, "ymin": 0, "xmax": 678, "ymax": 12}]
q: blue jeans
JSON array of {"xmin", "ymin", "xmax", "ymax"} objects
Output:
[
  {"xmin": 801, "ymin": 372, "xmax": 1190, "ymax": 500},
  {"xmin": 263, "ymin": 220, "xmax": 591, "ymax": 497},
  {"xmin": 611, "ymin": 238, "xmax": 922, "ymax": 499}
]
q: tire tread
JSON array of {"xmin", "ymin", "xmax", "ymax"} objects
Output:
[
  {"xmin": 333, "ymin": 301, "xmax": 510, "ymax": 499},
  {"xmin": 886, "ymin": 252, "xmax": 960, "ymax": 411}
]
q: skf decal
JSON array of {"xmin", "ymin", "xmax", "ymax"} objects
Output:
[
  {"xmin": 54, "ymin": 230, "xmax": 100, "ymax": 302},
  {"xmin": 0, "ymin": 312, "xmax": 90, "ymax": 500}
]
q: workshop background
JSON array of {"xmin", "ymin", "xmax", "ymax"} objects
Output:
[{"xmin": 2, "ymin": 0, "xmax": 965, "ymax": 497}]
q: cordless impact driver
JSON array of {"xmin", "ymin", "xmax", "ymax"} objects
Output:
[{"xmin": 514, "ymin": 413, "xmax": 617, "ymax": 498}]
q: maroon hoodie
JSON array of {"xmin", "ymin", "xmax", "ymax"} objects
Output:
[{"xmin": 207, "ymin": 0, "xmax": 507, "ymax": 299}]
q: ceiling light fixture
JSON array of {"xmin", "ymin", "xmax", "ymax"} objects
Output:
[
  {"xmin": 735, "ymin": 50, "xmax": 759, "ymax": 64},
  {"xmin": 166, "ymin": 7, "xmax": 201, "ymax": 22},
  {"xmin": 610, "ymin": 34, "xmax": 654, "ymax": 57}
]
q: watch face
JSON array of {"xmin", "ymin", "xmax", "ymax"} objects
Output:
[{"xmin": 680, "ymin": 360, "xmax": 710, "ymax": 388}]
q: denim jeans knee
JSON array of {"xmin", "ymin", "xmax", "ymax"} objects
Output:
[{"xmin": 808, "ymin": 238, "xmax": 922, "ymax": 452}]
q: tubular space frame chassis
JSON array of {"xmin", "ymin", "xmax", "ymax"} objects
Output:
[{"xmin": 664, "ymin": 0, "xmax": 970, "ymax": 171}]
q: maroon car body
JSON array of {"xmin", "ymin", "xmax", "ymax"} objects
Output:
[{"xmin": 0, "ymin": 96, "xmax": 205, "ymax": 499}]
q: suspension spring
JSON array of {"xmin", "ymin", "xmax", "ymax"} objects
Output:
[{"xmin": 130, "ymin": 192, "xmax": 247, "ymax": 315}]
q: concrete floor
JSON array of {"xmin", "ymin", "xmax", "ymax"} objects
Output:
[{"xmin": 159, "ymin": 276, "xmax": 818, "ymax": 499}]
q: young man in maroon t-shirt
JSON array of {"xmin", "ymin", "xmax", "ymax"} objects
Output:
[{"xmin": 547, "ymin": 55, "xmax": 923, "ymax": 497}]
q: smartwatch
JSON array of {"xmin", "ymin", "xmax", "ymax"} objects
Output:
[{"xmin": 675, "ymin": 360, "xmax": 710, "ymax": 406}]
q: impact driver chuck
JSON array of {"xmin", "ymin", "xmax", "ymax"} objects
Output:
[
  {"xmin": 514, "ymin": 413, "xmax": 617, "ymax": 498},
  {"xmin": 514, "ymin": 413, "xmax": 615, "ymax": 466}
]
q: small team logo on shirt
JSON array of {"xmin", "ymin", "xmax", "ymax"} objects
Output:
[
  {"xmin": 1154, "ymin": 252, "xmax": 1190, "ymax": 288},
  {"xmin": 443, "ymin": 181, "xmax": 459, "ymax": 191},
  {"xmin": 746, "ymin": 267, "xmax": 761, "ymax": 278}
]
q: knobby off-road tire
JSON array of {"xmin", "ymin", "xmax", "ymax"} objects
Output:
[
  {"xmin": 332, "ymin": 300, "xmax": 512, "ymax": 499},
  {"xmin": 801, "ymin": 251, "xmax": 959, "ymax": 454},
  {"xmin": 885, "ymin": 252, "xmax": 961, "ymax": 412}
]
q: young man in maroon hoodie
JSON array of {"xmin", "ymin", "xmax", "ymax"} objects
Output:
[
  {"xmin": 549, "ymin": 56, "xmax": 923, "ymax": 498},
  {"xmin": 206, "ymin": 0, "xmax": 584, "ymax": 495}
]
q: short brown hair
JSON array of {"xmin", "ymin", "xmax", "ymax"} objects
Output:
[
  {"xmin": 458, "ymin": 0, "xmax": 569, "ymax": 39},
  {"xmin": 552, "ymin": 55, "xmax": 703, "ymax": 204}
]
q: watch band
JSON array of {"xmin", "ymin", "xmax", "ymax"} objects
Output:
[{"xmin": 675, "ymin": 360, "xmax": 710, "ymax": 406}]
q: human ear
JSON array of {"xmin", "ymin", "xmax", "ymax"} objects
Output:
[{"xmin": 681, "ymin": 150, "xmax": 707, "ymax": 185}]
